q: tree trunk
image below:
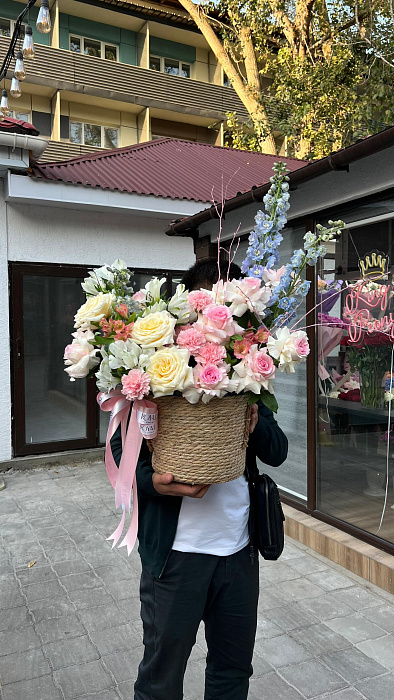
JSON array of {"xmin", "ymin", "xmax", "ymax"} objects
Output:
[{"xmin": 177, "ymin": 0, "xmax": 277, "ymax": 154}]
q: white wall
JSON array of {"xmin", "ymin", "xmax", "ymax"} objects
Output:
[
  {"xmin": 0, "ymin": 182, "xmax": 11, "ymax": 462},
  {"xmin": 7, "ymin": 203, "xmax": 194, "ymax": 270}
]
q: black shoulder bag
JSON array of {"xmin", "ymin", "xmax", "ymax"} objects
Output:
[{"xmin": 247, "ymin": 462, "xmax": 286, "ymax": 561}]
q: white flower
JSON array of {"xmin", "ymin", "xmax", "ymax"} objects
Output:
[
  {"xmin": 112, "ymin": 259, "xmax": 128, "ymax": 271},
  {"xmin": 146, "ymin": 347, "xmax": 193, "ymax": 397},
  {"xmin": 108, "ymin": 340, "xmax": 141, "ymax": 371},
  {"xmin": 95, "ymin": 350, "xmax": 120, "ymax": 392},
  {"xmin": 64, "ymin": 329, "xmax": 99, "ymax": 381},
  {"xmin": 267, "ymin": 328, "xmax": 309, "ymax": 374},
  {"xmin": 132, "ymin": 310, "xmax": 176, "ymax": 348},
  {"xmin": 142, "ymin": 299, "xmax": 167, "ymax": 315},
  {"xmin": 211, "ymin": 279, "xmax": 226, "ymax": 305},
  {"xmin": 167, "ymin": 284, "xmax": 192, "ymax": 324},
  {"xmin": 74, "ymin": 292, "xmax": 115, "ymax": 329},
  {"xmin": 145, "ymin": 277, "xmax": 166, "ymax": 303},
  {"xmin": 81, "ymin": 275, "xmax": 100, "ymax": 296},
  {"xmin": 225, "ymin": 277, "xmax": 272, "ymax": 317}
]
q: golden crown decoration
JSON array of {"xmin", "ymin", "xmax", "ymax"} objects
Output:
[{"xmin": 358, "ymin": 250, "xmax": 389, "ymax": 280}]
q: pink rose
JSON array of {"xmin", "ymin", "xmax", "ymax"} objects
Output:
[
  {"xmin": 195, "ymin": 304, "xmax": 243, "ymax": 344},
  {"xmin": 187, "ymin": 290, "xmax": 212, "ymax": 312},
  {"xmin": 132, "ymin": 290, "xmax": 147, "ymax": 303},
  {"xmin": 194, "ymin": 343, "xmax": 227, "ymax": 365},
  {"xmin": 197, "ymin": 363, "xmax": 227, "ymax": 389},
  {"xmin": 121, "ymin": 369, "xmax": 150, "ymax": 400},
  {"xmin": 176, "ymin": 327, "xmax": 206, "ymax": 355},
  {"xmin": 293, "ymin": 336, "xmax": 310, "ymax": 358},
  {"xmin": 233, "ymin": 344, "xmax": 276, "ymax": 394},
  {"xmin": 64, "ymin": 329, "xmax": 99, "ymax": 381},
  {"xmin": 249, "ymin": 348, "xmax": 276, "ymax": 380}
]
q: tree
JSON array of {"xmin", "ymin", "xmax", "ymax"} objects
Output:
[{"xmin": 177, "ymin": 0, "xmax": 394, "ymax": 158}]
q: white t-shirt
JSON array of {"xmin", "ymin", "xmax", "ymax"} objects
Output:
[{"xmin": 172, "ymin": 474, "xmax": 250, "ymax": 556}]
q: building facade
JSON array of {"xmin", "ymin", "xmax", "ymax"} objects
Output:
[{"xmin": 1, "ymin": 0, "xmax": 252, "ymax": 161}]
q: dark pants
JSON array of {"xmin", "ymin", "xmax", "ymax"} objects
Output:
[{"xmin": 134, "ymin": 545, "xmax": 259, "ymax": 700}]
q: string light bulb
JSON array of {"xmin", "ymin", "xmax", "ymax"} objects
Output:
[
  {"xmin": 22, "ymin": 25, "xmax": 35, "ymax": 59},
  {"xmin": 14, "ymin": 51, "xmax": 26, "ymax": 81},
  {"xmin": 10, "ymin": 76, "xmax": 22, "ymax": 98},
  {"xmin": 36, "ymin": 0, "xmax": 51, "ymax": 34},
  {"xmin": 0, "ymin": 89, "xmax": 10, "ymax": 116}
]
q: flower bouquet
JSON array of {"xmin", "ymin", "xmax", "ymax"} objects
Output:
[
  {"xmin": 341, "ymin": 333, "xmax": 392, "ymax": 408},
  {"xmin": 63, "ymin": 162, "xmax": 344, "ymax": 552}
]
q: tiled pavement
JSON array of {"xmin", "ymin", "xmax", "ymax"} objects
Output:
[{"xmin": 1, "ymin": 463, "xmax": 394, "ymax": 700}]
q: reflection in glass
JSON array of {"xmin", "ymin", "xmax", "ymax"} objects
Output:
[
  {"xmin": 84, "ymin": 38, "xmax": 101, "ymax": 58},
  {"xmin": 150, "ymin": 56, "xmax": 161, "ymax": 71},
  {"xmin": 0, "ymin": 19, "xmax": 11, "ymax": 37},
  {"xmin": 23, "ymin": 276, "xmax": 87, "ymax": 443},
  {"xmin": 317, "ymin": 223, "xmax": 394, "ymax": 545},
  {"xmin": 70, "ymin": 36, "xmax": 81, "ymax": 53},
  {"xmin": 164, "ymin": 59, "xmax": 179, "ymax": 76},
  {"xmin": 105, "ymin": 44, "xmax": 117, "ymax": 61},
  {"xmin": 84, "ymin": 123, "xmax": 101, "ymax": 147},
  {"xmin": 70, "ymin": 121, "xmax": 82, "ymax": 144},
  {"xmin": 181, "ymin": 63, "xmax": 190, "ymax": 78},
  {"xmin": 104, "ymin": 127, "xmax": 118, "ymax": 149}
]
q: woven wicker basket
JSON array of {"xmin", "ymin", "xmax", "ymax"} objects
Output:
[{"xmin": 147, "ymin": 394, "xmax": 251, "ymax": 484}]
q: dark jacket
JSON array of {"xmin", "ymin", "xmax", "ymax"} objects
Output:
[{"xmin": 110, "ymin": 402, "xmax": 288, "ymax": 578}]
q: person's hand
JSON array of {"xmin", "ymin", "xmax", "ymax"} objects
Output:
[
  {"xmin": 152, "ymin": 472, "xmax": 211, "ymax": 498},
  {"xmin": 249, "ymin": 404, "xmax": 259, "ymax": 433}
]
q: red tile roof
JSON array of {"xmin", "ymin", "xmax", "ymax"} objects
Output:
[{"xmin": 31, "ymin": 138, "xmax": 307, "ymax": 203}]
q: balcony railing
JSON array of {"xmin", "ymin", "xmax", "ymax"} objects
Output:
[
  {"xmin": 38, "ymin": 141, "xmax": 107, "ymax": 162},
  {"xmin": 0, "ymin": 38, "xmax": 249, "ymax": 121}
]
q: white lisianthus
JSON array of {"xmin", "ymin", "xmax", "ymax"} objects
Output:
[
  {"xmin": 112, "ymin": 259, "xmax": 128, "ymax": 271},
  {"xmin": 108, "ymin": 340, "xmax": 141, "ymax": 371},
  {"xmin": 146, "ymin": 347, "xmax": 193, "ymax": 397},
  {"xmin": 131, "ymin": 310, "xmax": 176, "ymax": 348},
  {"xmin": 74, "ymin": 292, "xmax": 115, "ymax": 329},
  {"xmin": 81, "ymin": 275, "xmax": 100, "ymax": 296},
  {"xmin": 64, "ymin": 329, "xmax": 100, "ymax": 381},
  {"xmin": 267, "ymin": 328, "xmax": 310, "ymax": 374},
  {"xmin": 95, "ymin": 350, "xmax": 120, "ymax": 392},
  {"xmin": 138, "ymin": 348, "xmax": 156, "ymax": 369},
  {"xmin": 145, "ymin": 277, "xmax": 166, "ymax": 303},
  {"xmin": 167, "ymin": 284, "xmax": 192, "ymax": 324},
  {"xmin": 142, "ymin": 299, "xmax": 167, "ymax": 315},
  {"xmin": 225, "ymin": 277, "xmax": 271, "ymax": 317}
]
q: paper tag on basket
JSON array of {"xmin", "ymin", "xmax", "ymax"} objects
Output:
[{"xmin": 137, "ymin": 407, "xmax": 158, "ymax": 439}]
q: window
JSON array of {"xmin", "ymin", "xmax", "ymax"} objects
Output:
[
  {"xmin": 70, "ymin": 121, "xmax": 119, "ymax": 149},
  {"xmin": 223, "ymin": 72, "xmax": 230, "ymax": 87},
  {"xmin": 69, "ymin": 35, "xmax": 118, "ymax": 62},
  {"xmin": 0, "ymin": 17, "xmax": 25, "ymax": 37},
  {"xmin": 11, "ymin": 111, "xmax": 31, "ymax": 122},
  {"xmin": 149, "ymin": 55, "xmax": 191, "ymax": 78}
]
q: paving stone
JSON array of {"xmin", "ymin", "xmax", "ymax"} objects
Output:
[
  {"xmin": 325, "ymin": 613, "xmax": 387, "ymax": 644},
  {"xmin": 17, "ymin": 564, "xmax": 57, "ymax": 585},
  {"xmin": 356, "ymin": 634, "xmax": 394, "ymax": 670},
  {"xmin": 273, "ymin": 578, "xmax": 326, "ymax": 602},
  {"xmin": 116, "ymin": 596, "xmax": 142, "ymax": 621},
  {"xmin": 35, "ymin": 614, "xmax": 87, "ymax": 644},
  {"xmin": 258, "ymin": 562, "xmax": 302, "ymax": 584},
  {"xmin": 248, "ymin": 671, "xmax": 304, "ymax": 699},
  {"xmin": 68, "ymin": 586, "xmax": 115, "ymax": 610},
  {"xmin": 60, "ymin": 571, "xmax": 104, "ymax": 592},
  {"xmin": 78, "ymin": 603, "xmax": 128, "ymax": 632},
  {"xmin": 51, "ymin": 558, "xmax": 92, "ymax": 576},
  {"xmin": 286, "ymin": 555, "xmax": 330, "ymax": 576},
  {"xmin": 102, "ymin": 647, "xmax": 144, "ymax": 683},
  {"xmin": 314, "ymin": 690, "xmax": 364, "ymax": 699},
  {"xmin": 355, "ymin": 673, "xmax": 394, "ymax": 700},
  {"xmin": 299, "ymin": 594, "xmax": 355, "ymax": 621},
  {"xmin": 77, "ymin": 691, "xmax": 121, "ymax": 700},
  {"xmin": 361, "ymin": 605, "xmax": 394, "ymax": 633},
  {"xmin": 279, "ymin": 658, "xmax": 347, "ymax": 697},
  {"xmin": 290, "ymin": 623, "xmax": 352, "ymax": 655},
  {"xmin": 321, "ymin": 647, "xmax": 387, "ymax": 683},
  {"xmin": 118, "ymin": 680, "xmax": 137, "ymax": 699},
  {"xmin": 29, "ymin": 515, "xmax": 60, "ymax": 529},
  {"xmin": 332, "ymin": 587, "xmax": 382, "ymax": 611},
  {"xmin": 23, "ymin": 579, "xmax": 64, "ymax": 603},
  {"xmin": 90, "ymin": 623, "xmax": 143, "ymax": 656},
  {"xmin": 29, "ymin": 597, "xmax": 77, "ymax": 624},
  {"xmin": 183, "ymin": 658, "xmax": 205, "ymax": 699},
  {"xmin": 255, "ymin": 613, "xmax": 284, "ymax": 640},
  {"xmin": 0, "ymin": 674, "xmax": 62, "ymax": 700},
  {"xmin": 44, "ymin": 545, "xmax": 82, "ymax": 564},
  {"xmin": 54, "ymin": 660, "xmax": 114, "ymax": 699},
  {"xmin": 0, "ymin": 605, "xmax": 33, "ymax": 631},
  {"xmin": 254, "ymin": 633, "xmax": 313, "ymax": 667},
  {"xmin": 264, "ymin": 603, "xmax": 320, "ymax": 631},
  {"xmin": 306, "ymin": 570, "xmax": 356, "ymax": 591},
  {"xmin": 0, "ymin": 588, "xmax": 25, "ymax": 610},
  {"xmin": 104, "ymin": 578, "xmax": 141, "ymax": 602},
  {"xmin": 251, "ymin": 653, "xmax": 272, "ymax": 677},
  {"xmin": 0, "ymin": 647, "xmax": 50, "ymax": 685},
  {"xmin": 44, "ymin": 634, "xmax": 100, "ymax": 670},
  {"xmin": 0, "ymin": 626, "xmax": 41, "ymax": 656}
]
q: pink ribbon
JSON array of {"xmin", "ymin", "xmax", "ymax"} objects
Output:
[{"xmin": 97, "ymin": 390, "xmax": 157, "ymax": 555}]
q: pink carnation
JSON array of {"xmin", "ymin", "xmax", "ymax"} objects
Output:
[
  {"xmin": 188, "ymin": 290, "xmax": 212, "ymax": 312},
  {"xmin": 121, "ymin": 369, "xmax": 150, "ymax": 401},
  {"xmin": 194, "ymin": 343, "xmax": 227, "ymax": 365},
  {"xmin": 176, "ymin": 327, "xmax": 206, "ymax": 354}
]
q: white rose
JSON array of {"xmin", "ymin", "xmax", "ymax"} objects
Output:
[
  {"xmin": 267, "ymin": 327, "xmax": 309, "ymax": 374},
  {"xmin": 225, "ymin": 277, "xmax": 272, "ymax": 317},
  {"xmin": 131, "ymin": 311, "xmax": 176, "ymax": 348},
  {"xmin": 64, "ymin": 329, "xmax": 99, "ymax": 381},
  {"xmin": 74, "ymin": 292, "xmax": 115, "ymax": 329},
  {"xmin": 108, "ymin": 339, "xmax": 141, "ymax": 370},
  {"xmin": 146, "ymin": 347, "xmax": 193, "ymax": 397}
]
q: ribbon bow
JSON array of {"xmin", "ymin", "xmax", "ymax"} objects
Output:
[{"xmin": 98, "ymin": 390, "xmax": 158, "ymax": 555}]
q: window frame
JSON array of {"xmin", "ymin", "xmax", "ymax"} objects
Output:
[
  {"xmin": 69, "ymin": 120, "xmax": 119, "ymax": 149},
  {"xmin": 11, "ymin": 110, "xmax": 32, "ymax": 122},
  {"xmin": 149, "ymin": 54, "xmax": 191, "ymax": 78},
  {"xmin": 0, "ymin": 17, "xmax": 26, "ymax": 37},
  {"xmin": 69, "ymin": 34, "xmax": 119, "ymax": 62}
]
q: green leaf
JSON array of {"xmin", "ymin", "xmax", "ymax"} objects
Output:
[
  {"xmin": 248, "ymin": 392, "xmax": 261, "ymax": 405},
  {"xmin": 94, "ymin": 335, "xmax": 113, "ymax": 345},
  {"xmin": 231, "ymin": 334, "xmax": 244, "ymax": 341},
  {"xmin": 260, "ymin": 389, "xmax": 278, "ymax": 413}
]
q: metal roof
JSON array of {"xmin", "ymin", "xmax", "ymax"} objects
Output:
[{"xmin": 31, "ymin": 138, "xmax": 306, "ymax": 204}]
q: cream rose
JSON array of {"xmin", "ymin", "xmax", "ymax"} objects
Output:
[
  {"xmin": 131, "ymin": 311, "xmax": 176, "ymax": 348},
  {"xmin": 146, "ymin": 347, "xmax": 193, "ymax": 397},
  {"xmin": 74, "ymin": 292, "xmax": 115, "ymax": 329}
]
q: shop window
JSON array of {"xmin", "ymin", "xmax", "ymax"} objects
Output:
[
  {"xmin": 149, "ymin": 55, "xmax": 190, "ymax": 78},
  {"xmin": 70, "ymin": 121, "xmax": 119, "ymax": 149},
  {"xmin": 69, "ymin": 35, "xmax": 118, "ymax": 62},
  {"xmin": 317, "ymin": 220, "xmax": 394, "ymax": 545}
]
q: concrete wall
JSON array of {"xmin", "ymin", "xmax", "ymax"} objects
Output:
[{"xmin": 0, "ymin": 181, "xmax": 11, "ymax": 462}]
